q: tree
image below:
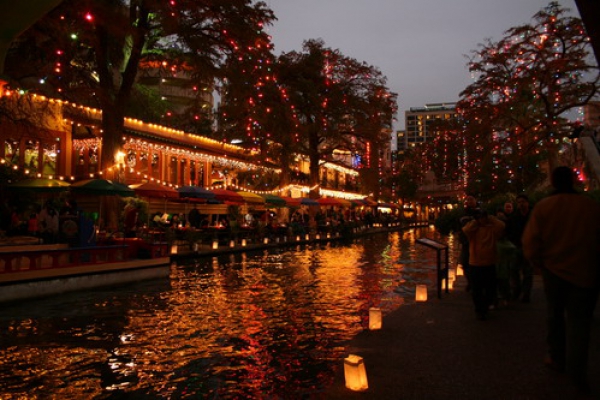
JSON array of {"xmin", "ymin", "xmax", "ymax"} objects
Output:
[
  {"xmin": 5, "ymin": 0, "xmax": 275, "ymax": 174},
  {"xmin": 277, "ymin": 39, "xmax": 397, "ymax": 197},
  {"xmin": 459, "ymin": 2, "xmax": 599, "ymax": 178},
  {"xmin": 389, "ymin": 164, "xmax": 420, "ymax": 204}
]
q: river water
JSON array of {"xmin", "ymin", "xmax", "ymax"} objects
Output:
[{"xmin": 0, "ymin": 227, "xmax": 458, "ymax": 399}]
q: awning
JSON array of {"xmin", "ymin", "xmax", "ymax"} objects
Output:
[{"xmin": 237, "ymin": 190, "xmax": 266, "ymax": 205}]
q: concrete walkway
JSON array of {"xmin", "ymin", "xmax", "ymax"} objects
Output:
[{"xmin": 320, "ymin": 275, "xmax": 600, "ymax": 399}]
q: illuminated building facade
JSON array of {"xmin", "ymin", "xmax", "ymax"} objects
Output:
[
  {"xmin": 0, "ymin": 93, "xmax": 360, "ymax": 198},
  {"xmin": 403, "ymin": 103, "xmax": 458, "ymax": 150}
]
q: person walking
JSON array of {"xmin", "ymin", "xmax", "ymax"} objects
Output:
[
  {"xmin": 188, "ymin": 204, "xmax": 201, "ymax": 229},
  {"xmin": 522, "ymin": 166, "xmax": 600, "ymax": 394},
  {"xmin": 495, "ymin": 207, "xmax": 517, "ymax": 308},
  {"xmin": 458, "ymin": 195, "xmax": 479, "ymax": 291},
  {"xmin": 462, "ymin": 209, "xmax": 505, "ymax": 320},
  {"xmin": 507, "ymin": 194, "xmax": 533, "ymax": 302}
]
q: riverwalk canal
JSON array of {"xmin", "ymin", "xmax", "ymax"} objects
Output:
[{"xmin": 0, "ymin": 227, "xmax": 459, "ymax": 399}]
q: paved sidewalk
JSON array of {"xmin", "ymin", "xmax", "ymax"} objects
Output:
[{"xmin": 320, "ymin": 275, "xmax": 600, "ymax": 399}]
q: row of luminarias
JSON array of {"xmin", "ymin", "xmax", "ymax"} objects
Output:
[{"xmin": 344, "ymin": 265, "xmax": 462, "ymax": 392}]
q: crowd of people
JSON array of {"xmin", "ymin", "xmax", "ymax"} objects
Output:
[
  {"xmin": 2, "ymin": 198, "xmax": 84, "ymax": 245},
  {"xmin": 139, "ymin": 204, "xmax": 402, "ymax": 244},
  {"xmin": 458, "ymin": 166, "xmax": 599, "ymax": 395}
]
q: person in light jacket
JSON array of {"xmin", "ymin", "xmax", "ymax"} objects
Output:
[
  {"xmin": 462, "ymin": 209, "xmax": 505, "ymax": 320},
  {"xmin": 522, "ymin": 166, "xmax": 600, "ymax": 394}
]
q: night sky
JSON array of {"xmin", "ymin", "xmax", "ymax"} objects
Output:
[{"xmin": 267, "ymin": 0, "xmax": 579, "ymax": 132}]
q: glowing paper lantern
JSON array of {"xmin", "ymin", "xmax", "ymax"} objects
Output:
[
  {"xmin": 344, "ymin": 354, "xmax": 368, "ymax": 391},
  {"xmin": 368, "ymin": 307, "xmax": 382, "ymax": 330},
  {"xmin": 305, "ymin": 234, "xmax": 310, "ymax": 241},
  {"xmin": 448, "ymin": 269, "xmax": 456, "ymax": 281},
  {"xmin": 416, "ymin": 284, "xmax": 428, "ymax": 302},
  {"xmin": 296, "ymin": 236, "xmax": 300, "ymax": 241},
  {"xmin": 230, "ymin": 240, "xmax": 235, "ymax": 248},
  {"xmin": 241, "ymin": 239, "xmax": 247, "ymax": 247},
  {"xmin": 170, "ymin": 244, "xmax": 178, "ymax": 254},
  {"xmin": 263, "ymin": 237, "xmax": 269, "ymax": 244},
  {"xmin": 212, "ymin": 240, "xmax": 218, "ymax": 250},
  {"xmin": 457, "ymin": 264, "xmax": 464, "ymax": 276}
]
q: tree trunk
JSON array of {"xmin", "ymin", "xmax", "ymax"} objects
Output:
[
  {"xmin": 308, "ymin": 127, "xmax": 320, "ymax": 199},
  {"xmin": 279, "ymin": 150, "xmax": 292, "ymax": 190},
  {"xmin": 100, "ymin": 105, "xmax": 125, "ymax": 180}
]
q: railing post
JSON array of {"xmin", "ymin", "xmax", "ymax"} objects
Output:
[{"xmin": 416, "ymin": 237, "xmax": 449, "ymax": 299}]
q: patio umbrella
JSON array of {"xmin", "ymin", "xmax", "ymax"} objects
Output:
[
  {"xmin": 70, "ymin": 179, "xmax": 134, "ymax": 197},
  {"xmin": 317, "ymin": 197, "xmax": 350, "ymax": 207},
  {"xmin": 177, "ymin": 185, "xmax": 217, "ymax": 201},
  {"xmin": 362, "ymin": 198, "xmax": 378, "ymax": 207},
  {"xmin": 236, "ymin": 191, "xmax": 266, "ymax": 205},
  {"xmin": 70, "ymin": 179, "xmax": 134, "ymax": 228},
  {"xmin": 260, "ymin": 193, "xmax": 287, "ymax": 207},
  {"xmin": 210, "ymin": 189, "xmax": 245, "ymax": 205},
  {"xmin": 300, "ymin": 197, "xmax": 319, "ymax": 206},
  {"xmin": 350, "ymin": 199, "xmax": 368, "ymax": 207},
  {"xmin": 129, "ymin": 182, "xmax": 179, "ymax": 199},
  {"xmin": 280, "ymin": 196, "xmax": 302, "ymax": 207},
  {"xmin": 337, "ymin": 198, "xmax": 352, "ymax": 207},
  {"xmin": 8, "ymin": 178, "xmax": 71, "ymax": 193}
]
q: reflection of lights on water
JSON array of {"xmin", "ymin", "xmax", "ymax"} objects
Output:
[
  {"xmin": 120, "ymin": 334, "xmax": 135, "ymax": 343},
  {"xmin": 0, "ymin": 228, "xmax": 456, "ymax": 398}
]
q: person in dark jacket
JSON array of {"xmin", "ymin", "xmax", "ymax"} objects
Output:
[
  {"xmin": 523, "ymin": 166, "xmax": 600, "ymax": 395},
  {"xmin": 458, "ymin": 195, "xmax": 479, "ymax": 291},
  {"xmin": 463, "ymin": 209, "xmax": 505, "ymax": 320},
  {"xmin": 507, "ymin": 194, "xmax": 532, "ymax": 302}
]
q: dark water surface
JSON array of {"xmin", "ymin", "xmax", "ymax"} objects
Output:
[{"xmin": 0, "ymin": 228, "xmax": 458, "ymax": 399}]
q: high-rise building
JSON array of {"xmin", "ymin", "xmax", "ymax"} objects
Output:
[
  {"xmin": 582, "ymin": 101, "xmax": 600, "ymax": 130},
  {"xmin": 402, "ymin": 103, "xmax": 458, "ymax": 150}
]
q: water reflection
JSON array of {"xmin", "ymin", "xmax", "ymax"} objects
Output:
[{"xmin": 0, "ymin": 229, "xmax": 457, "ymax": 399}]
